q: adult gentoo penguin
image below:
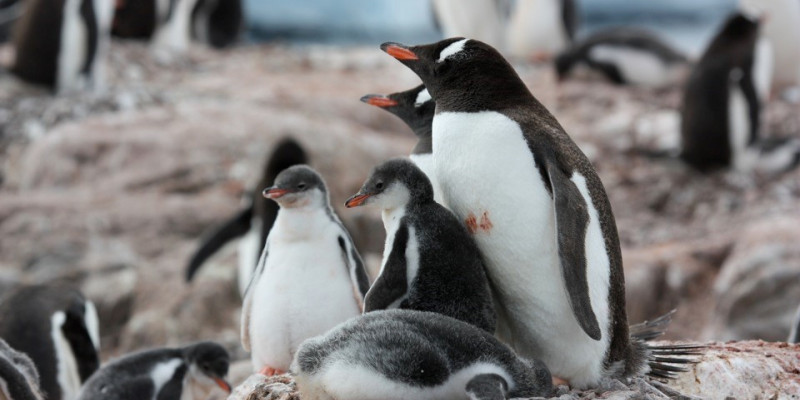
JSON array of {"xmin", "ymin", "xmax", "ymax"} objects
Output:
[
  {"xmin": 11, "ymin": 0, "xmax": 114, "ymax": 92},
  {"xmin": 507, "ymin": 0, "xmax": 579, "ymax": 60},
  {"xmin": 112, "ymin": 0, "xmax": 158, "ymax": 39},
  {"xmin": 0, "ymin": 285, "xmax": 100, "ymax": 400},
  {"xmin": 681, "ymin": 13, "xmax": 800, "ymax": 173},
  {"xmin": 360, "ymin": 85, "xmax": 446, "ymax": 205},
  {"xmin": 185, "ymin": 138, "xmax": 307, "ymax": 296},
  {"xmin": 555, "ymin": 27, "xmax": 688, "ymax": 88},
  {"xmin": 380, "ymin": 37, "xmax": 638, "ymax": 388},
  {"xmin": 241, "ymin": 165, "xmax": 370, "ymax": 376},
  {"xmin": 0, "ymin": 338, "xmax": 44, "ymax": 400},
  {"xmin": 345, "ymin": 158, "xmax": 496, "ymax": 333},
  {"xmin": 191, "ymin": 0, "xmax": 242, "ymax": 48},
  {"xmin": 151, "ymin": 0, "xmax": 199, "ymax": 59},
  {"xmin": 293, "ymin": 309, "xmax": 553, "ymax": 400},
  {"xmin": 76, "ymin": 341, "xmax": 231, "ymax": 400}
]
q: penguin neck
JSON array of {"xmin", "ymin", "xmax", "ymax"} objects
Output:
[
  {"xmin": 381, "ymin": 205, "xmax": 408, "ymax": 233},
  {"xmin": 431, "ymin": 73, "xmax": 534, "ymax": 113},
  {"xmin": 273, "ymin": 205, "xmax": 333, "ymax": 242}
]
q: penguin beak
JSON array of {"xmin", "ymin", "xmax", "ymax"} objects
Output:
[
  {"xmin": 360, "ymin": 94, "xmax": 398, "ymax": 108},
  {"xmin": 212, "ymin": 376, "xmax": 231, "ymax": 393},
  {"xmin": 381, "ymin": 42, "xmax": 418, "ymax": 61},
  {"xmin": 263, "ymin": 187, "xmax": 290, "ymax": 199},
  {"xmin": 345, "ymin": 193, "xmax": 371, "ymax": 208}
]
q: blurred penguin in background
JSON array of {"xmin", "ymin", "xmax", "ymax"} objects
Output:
[
  {"xmin": 0, "ymin": 338, "xmax": 44, "ymax": 400},
  {"xmin": 11, "ymin": 0, "xmax": 114, "ymax": 93},
  {"xmin": 555, "ymin": 27, "xmax": 688, "ymax": 88},
  {"xmin": 739, "ymin": 0, "xmax": 800, "ymax": 99},
  {"xmin": 191, "ymin": 0, "xmax": 242, "ymax": 48},
  {"xmin": 112, "ymin": 0, "xmax": 158, "ymax": 39},
  {"xmin": 151, "ymin": 0, "xmax": 200, "ymax": 60},
  {"xmin": 185, "ymin": 138, "xmax": 307, "ymax": 296},
  {"xmin": 431, "ymin": 0, "xmax": 510, "ymax": 52},
  {"xmin": 0, "ymin": 285, "xmax": 100, "ymax": 400},
  {"xmin": 681, "ymin": 12, "xmax": 800, "ymax": 174},
  {"xmin": 790, "ymin": 304, "xmax": 800, "ymax": 343},
  {"xmin": 507, "ymin": 0, "xmax": 579, "ymax": 61}
]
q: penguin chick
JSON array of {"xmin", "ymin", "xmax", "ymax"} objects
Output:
[
  {"xmin": 345, "ymin": 158, "xmax": 496, "ymax": 333},
  {"xmin": 241, "ymin": 165, "xmax": 370, "ymax": 376},
  {"xmin": 292, "ymin": 309, "xmax": 553, "ymax": 400},
  {"xmin": 0, "ymin": 284, "xmax": 100, "ymax": 400},
  {"xmin": 0, "ymin": 338, "xmax": 44, "ymax": 400},
  {"xmin": 555, "ymin": 27, "xmax": 688, "ymax": 88},
  {"xmin": 77, "ymin": 341, "xmax": 231, "ymax": 400},
  {"xmin": 360, "ymin": 85, "xmax": 447, "ymax": 205},
  {"xmin": 185, "ymin": 138, "xmax": 307, "ymax": 296}
]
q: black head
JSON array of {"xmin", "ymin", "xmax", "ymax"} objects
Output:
[
  {"xmin": 360, "ymin": 84, "xmax": 434, "ymax": 140},
  {"xmin": 262, "ymin": 165, "xmax": 328, "ymax": 209},
  {"xmin": 183, "ymin": 342, "xmax": 231, "ymax": 393},
  {"xmin": 344, "ymin": 158, "xmax": 433, "ymax": 209},
  {"xmin": 380, "ymin": 38, "xmax": 531, "ymax": 111},
  {"xmin": 704, "ymin": 12, "xmax": 761, "ymax": 57}
]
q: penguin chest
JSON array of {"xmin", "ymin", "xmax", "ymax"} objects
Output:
[
  {"xmin": 409, "ymin": 153, "xmax": 446, "ymax": 206},
  {"xmin": 249, "ymin": 227, "xmax": 360, "ymax": 368}
]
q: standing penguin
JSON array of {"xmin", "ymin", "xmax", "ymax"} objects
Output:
[
  {"xmin": 292, "ymin": 309, "xmax": 553, "ymax": 400},
  {"xmin": 151, "ymin": 0, "xmax": 199, "ymax": 59},
  {"xmin": 76, "ymin": 341, "xmax": 231, "ymax": 400},
  {"xmin": 681, "ymin": 13, "xmax": 800, "ymax": 173},
  {"xmin": 185, "ymin": 138, "xmax": 307, "ymax": 296},
  {"xmin": 554, "ymin": 27, "xmax": 688, "ymax": 88},
  {"xmin": 11, "ymin": 0, "xmax": 114, "ymax": 92},
  {"xmin": 380, "ymin": 37, "xmax": 648, "ymax": 388},
  {"xmin": 507, "ymin": 0, "xmax": 579, "ymax": 61},
  {"xmin": 0, "ymin": 285, "xmax": 100, "ymax": 400},
  {"xmin": 360, "ymin": 85, "xmax": 446, "ymax": 205},
  {"xmin": 190, "ymin": 0, "xmax": 242, "ymax": 48},
  {"xmin": 112, "ymin": 0, "xmax": 158, "ymax": 39},
  {"xmin": 0, "ymin": 338, "xmax": 44, "ymax": 400},
  {"xmin": 241, "ymin": 165, "xmax": 370, "ymax": 376},
  {"xmin": 345, "ymin": 158, "xmax": 496, "ymax": 333}
]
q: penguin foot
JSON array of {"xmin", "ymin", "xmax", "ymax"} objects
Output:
[
  {"xmin": 552, "ymin": 376, "xmax": 569, "ymax": 387},
  {"xmin": 258, "ymin": 366, "xmax": 285, "ymax": 376}
]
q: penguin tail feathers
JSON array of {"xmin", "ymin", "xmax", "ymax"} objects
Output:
[{"xmin": 629, "ymin": 310, "xmax": 704, "ymax": 380}]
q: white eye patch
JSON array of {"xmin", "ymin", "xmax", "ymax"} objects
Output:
[
  {"xmin": 414, "ymin": 89, "xmax": 432, "ymax": 107},
  {"xmin": 437, "ymin": 38, "xmax": 469, "ymax": 63}
]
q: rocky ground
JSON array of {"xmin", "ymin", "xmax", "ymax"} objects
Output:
[{"xmin": 1, "ymin": 40, "xmax": 799, "ymax": 398}]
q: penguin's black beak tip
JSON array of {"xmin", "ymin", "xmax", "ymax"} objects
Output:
[
  {"xmin": 345, "ymin": 193, "xmax": 371, "ymax": 208},
  {"xmin": 380, "ymin": 42, "xmax": 418, "ymax": 61},
  {"xmin": 360, "ymin": 94, "xmax": 398, "ymax": 108}
]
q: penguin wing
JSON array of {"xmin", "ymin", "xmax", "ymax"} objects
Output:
[
  {"xmin": 363, "ymin": 224, "xmax": 410, "ymax": 312},
  {"xmin": 545, "ymin": 158, "xmax": 601, "ymax": 340},
  {"xmin": 62, "ymin": 302, "xmax": 100, "ymax": 382},
  {"xmin": 738, "ymin": 66, "xmax": 760, "ymax": 145},
  {"xmin": 185, "ymin": 205, "xmax": 253, "ymax": 282},
  {"xmin": 335, "ymin": 226, "xmax": 371, "ymax": 310},
  {"xmin": 465, "ymin": 373, "xmax": 509, "ymax": 400},
  {"xmin": 241, "ymin": 241, "xmax": 269, "ymax": 351}
]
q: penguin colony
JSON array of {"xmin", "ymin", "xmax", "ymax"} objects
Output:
[{"xmin": 3, "ymin": 2, "xmax": 800, "ymax": 400}]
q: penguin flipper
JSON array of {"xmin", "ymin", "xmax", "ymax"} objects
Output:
[
  {"xmin": 335, "ymin": 225, "xmax": 371, "ymax": 304},
  {"xmin": 241, "ymin": 243, "xmax": 268, "ymax": 352},
  {"xmin": 185, "ymin": 205, "xmax": 254, "ymax": 282},
  {"xmin": 363, "ymin": 224, "xmax": 410, "ymax": 312},
  {"xmin": 465, "ymin": 373, "xmax": 508, "ymax": 400},
  {"xmin": 545, "ymin": 159, "xmax": 601, "ymax": 341},
  {"xmin": 561, "ymin": 0, "xmax": 579, "ymax": 41},
  {"xmin": 62, "ymin": 301, "xmax": 100, "ymax": 382}
]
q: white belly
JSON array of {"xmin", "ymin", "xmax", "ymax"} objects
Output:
[
  {"xmin": 249, "ymin": 227, "xmax": 360, "ymax": 371},
  {"xmin": 432, "ymin": 0, "xmax": 507, "ymax": 51},
  {"xmin": 588, "ymin": 45, "xmax": 682, "ymax": 88},
  {"xmin": 433, "ymin": 111, "xmax": 611, "ymax": 387},
  {"xmin": 740, "ymin": 0, "xmax": 800, "ymax": 88},
  {"xmin": 507, "ymin": 0, "xmax": 569, "ymax": 58},
  {"xmin": 409, "ymin": 153, "xmax": 447, "ymax": 207}
]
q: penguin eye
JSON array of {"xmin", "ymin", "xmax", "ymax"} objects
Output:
[
  {"xmin": 297, "ymin": 183, "xmax": 307, "ymax": 190},
  {"xmin": 376, "ymin": 182, "xmax": 384, "ymax": 190}
]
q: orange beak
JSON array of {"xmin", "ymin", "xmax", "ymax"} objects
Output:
[
  {"xmin": 381, "ymin": 42, "xmax": 418, "ymax": 60},
  {"xmin": 345, "ymin": 193, "xmax": 371, "ymax": 208},
  {"xmin": 213, "ymin": 377, "xmax": 231, "ymax": 393},
  {"xmin": 360, "ymin": 94, "xmax": 398, "ymax": 108},
  {"xmin": 263, "ymin": 187, "xmax": 290, "ymax": 199}
]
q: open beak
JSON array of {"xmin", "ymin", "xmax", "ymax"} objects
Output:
[
  {"xmin": 380, "ymin": 42, "xmax": 418, "ymax": 60},
  {"xmin": 360, "ymin": 94, "xmax": 398, "ymax": 108},
  {"xmin": 213, "ymin": 377, "xmax": 232, "ymax": 393},
  {"xmin": 263, "ymin": 187, "xmax": 290, "ymax": 199},
  {"xmin": 345, "ymin": 193, "xmax": 371, "ymax": 208}
]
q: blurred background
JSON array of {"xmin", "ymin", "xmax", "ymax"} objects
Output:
[{"xmin": 0, "ymin": 0, "xmax": 798, "ymax": 396}]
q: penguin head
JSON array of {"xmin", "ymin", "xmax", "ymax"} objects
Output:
[
  {"xmin": 345, "ymin": 158, "xmax": 433, "ymax": 209},
  {"xmin": 360, "ymin": 84, "xmax": 434, "ymax": 138},
  {"xmin": 263, "ymin": 165, "xmax": 328, "ymax": 209},
  {"xmin": 183, "ymin": 342, "xmax": 231, "ymax": 394},
  {"xmin": 380, "ymin": 38, "xmax": 527, "ymax": 107},
  {"xmin": 707, "ymin": 12, "xmax": 762, "ymax": 56}
]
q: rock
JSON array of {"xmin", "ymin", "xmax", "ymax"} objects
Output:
[{"xmin": 228, "ymin": 374, "xmax": 297, "ymax": 400}]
